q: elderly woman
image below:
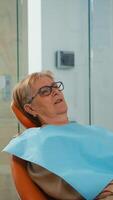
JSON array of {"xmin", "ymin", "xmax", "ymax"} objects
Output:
[{"xmin": 3, "ymin": 71, "xmax": 113, "ymax": 200}]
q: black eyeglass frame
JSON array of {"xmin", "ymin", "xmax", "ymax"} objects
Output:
[{"xmin": 27, "ymin": 81, "xmax": 64, "ymax": 104}]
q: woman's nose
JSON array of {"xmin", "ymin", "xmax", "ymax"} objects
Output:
[{"xmin": 51, "ymin": 87, "xmax": 60, "ymax": 96}]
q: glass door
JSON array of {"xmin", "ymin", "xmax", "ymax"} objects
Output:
[
  {"xmin": 90, "ymin": 0, "xmax": 113, "ymax": 131},
  {"xmin": 0, "ymin": 0, "xmax": 28, "ymax": 199}
]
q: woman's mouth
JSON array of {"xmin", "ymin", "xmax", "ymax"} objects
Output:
[{"xmin": 54, "ymin": 99, "xmax": 63, "ymax": 104}]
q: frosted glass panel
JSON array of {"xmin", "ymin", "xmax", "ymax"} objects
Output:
[
  {"xmin": 91, "ymin": 0, "xmax": 113, "ymax": 131},
  {"xmin": 0, "ymin": 0, "xmax": 28, "ymax": 199}
]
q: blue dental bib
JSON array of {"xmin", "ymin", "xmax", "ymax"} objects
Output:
[{"xmin": 3, "ymin": 122, "xmax": 113, "ymax": 200}]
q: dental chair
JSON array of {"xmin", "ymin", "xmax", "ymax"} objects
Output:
[{"xmin": 11, "ymin": 102, "xmax": 48, "ymax": 200}]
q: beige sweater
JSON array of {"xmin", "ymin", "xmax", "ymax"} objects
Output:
[{"xmin": 27, "ymin": 162, "xmax": 84, "ymax": 200}]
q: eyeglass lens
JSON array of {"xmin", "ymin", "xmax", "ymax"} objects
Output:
[{"xmin": 39, "ymin": 81, "xmax": 64, "ymax": 96}]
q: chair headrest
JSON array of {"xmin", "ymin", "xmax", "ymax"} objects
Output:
[{"xmin": 11, "ymin": 101, "xmax": 36, "ymax": 128}]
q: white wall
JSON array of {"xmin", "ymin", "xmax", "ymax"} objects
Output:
[
  {"xmin": 41, "ymin": 0, "xmax": 89, "ymax": 123},
  {"xmin": 28, "ymin": 0, "xmax": 42, "ymax": 73}
]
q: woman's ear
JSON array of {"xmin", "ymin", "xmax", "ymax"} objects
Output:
[{"xmin": 24, "ymin": 104, "xmax": 36, "ymax": 116}]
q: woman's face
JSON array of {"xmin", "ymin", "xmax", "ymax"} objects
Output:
[{"xmin": 27, "ymin": 76, "xmax": 68, "ymax": 124}]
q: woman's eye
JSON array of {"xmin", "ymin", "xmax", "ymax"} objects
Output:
[
  {"xmin": 42, "ymin": 90, "xmax": 48, "ymax": 94},
  {"xmin": 41, "ymin": 88, "xmax": 50, "ymax": 95}
]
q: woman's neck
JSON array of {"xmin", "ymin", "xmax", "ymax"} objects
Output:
[{"xmin": 40, "ymin": 115, "xmax": 69, "ymax": 126}]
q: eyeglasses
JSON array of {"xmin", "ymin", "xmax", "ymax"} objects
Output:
[{"xmin": 28, "ymin": 81, "xmax": 64, "ymax": 103}]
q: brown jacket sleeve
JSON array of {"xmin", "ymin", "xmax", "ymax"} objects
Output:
[{"xmin": 27, "ymin": 162, "xmax": 84, "ymax": 200}]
